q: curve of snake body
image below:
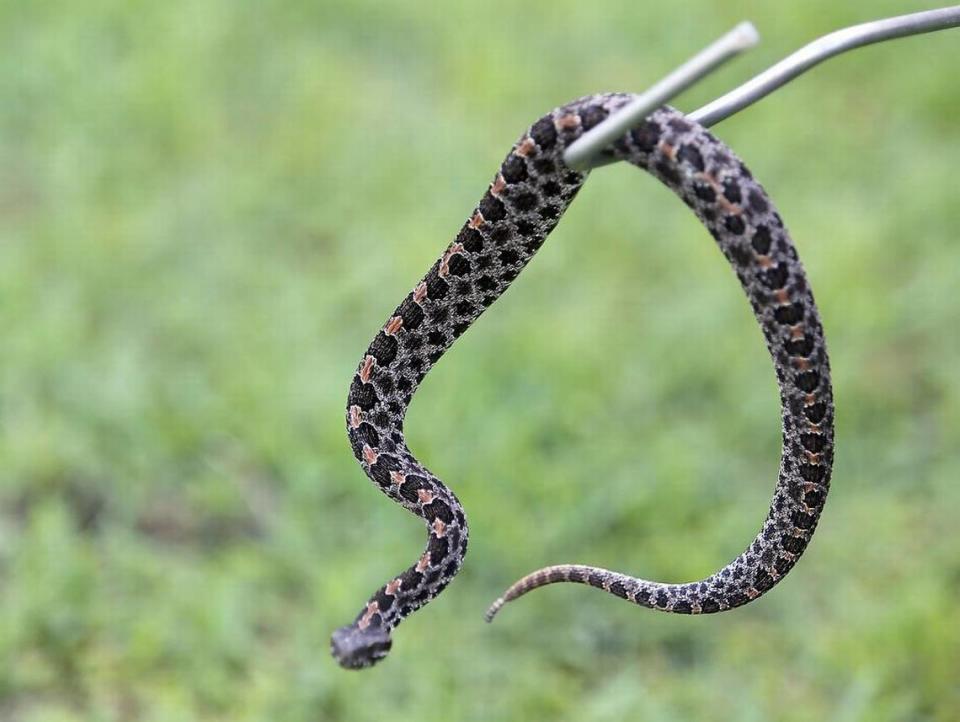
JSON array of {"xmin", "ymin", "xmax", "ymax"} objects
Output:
[{"xmin": 331, "ymin": 94, "xmax": 834, "ymax": 670}]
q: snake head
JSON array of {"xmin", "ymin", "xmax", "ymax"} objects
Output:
[{"xmin": 330, "ymin": 624, "xmax": 392, "ymax": 669}]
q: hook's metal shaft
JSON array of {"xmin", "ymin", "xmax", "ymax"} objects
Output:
[
  {"xmin": 570, "ymin": 5, "xmax": 960, "ymax": 171},
  {"xmin": 563, "ymin": 22, "xmax": 759, "ymax": 171},
  {"xmin": 691, "ymin": 5, "xmax": 960, "ymax": 127}
]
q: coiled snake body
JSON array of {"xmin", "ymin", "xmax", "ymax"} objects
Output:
[{"xmin": 332, "ymin": 94, "xmax": 834, "ymax": 669}]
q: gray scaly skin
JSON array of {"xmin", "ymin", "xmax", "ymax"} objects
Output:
[{"xmin": 332, "ymin": 94, "xmax": 834, "ymax": 669}]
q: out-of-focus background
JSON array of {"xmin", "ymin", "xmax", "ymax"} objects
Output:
[{"xmin": 2, "ymin": 1, "xmax": 959, "ymax": 720}]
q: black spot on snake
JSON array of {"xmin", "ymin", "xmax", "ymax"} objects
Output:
[
  {"xmin": 580, "ymin": 105, "xmax": 607, "ymax": 130},
  {"xmin": 678, "ymin": 144, "xmax": 705, "ymax": 171},
  {"xmin": 694, "ymin": 182, "xmax": 716, "ymax": 202},
  {"xmin": 792, "ymin": 511, "xmax": 816, "ymax": 530},
  {"xmin": 538, "ymin": 204, "xmax": 560, "ymax": 220},
  {"xmin": 722, "ymin": 178, "xmax": 742, "ymax": 204},
  {"xmin": 458, "ymin": 227, "xmax": 484, "ymax": 254},
  {"xmin": 501, "ymin": 155, "xmax": 527, "ymax": 183},
  {"xmin": 781, "ymin": 535, "xmax": 804, "ymax": 554},
  {"xmin": 511, "ymin": 192, "xmax": 538, "ymax": 212},
  {"xmin": 533, "ymin": 157, "xmax": 556, "ymax": 175},
  {"xmin": 515, "ymin": 218, "xmax": 536, "ymax": 236},
  {"xmin": 375, "ymin": 590, "xmax": 395, "ymax": 612},
  {"xmin": 751, "ymin": 225, "xmax": 773, "ymax": 254},
  {"xmin": 369, "ymin": 410, "xmax": 390, "ymax": 428},
  {"xmin": 479, "ymin": 194, "xmax": 507, "ymax": 222},
  {"xmin": 424, "ymin": 499, "xmax": 454, "ymax": 524},
  {"xmin": 477, "ymin": 276, "xmax": 497, "ymax": 292},
  {"xmin": 353, "ymin": 423, "xmax": 379, "ymax": 451},
  {"xmin": 446, "ymin": 254, "xmax": 471, "ymax": 277},
  {"xmin": 349, "ymin": 377, "xmax": 377, "ymax": 411},
  {"xmin": 374, "ymin": 374, "xmax": 394, "ymax": 395},
  {"xmin": 774, "ymin": 303, "xmax": 804, "ymax": 325},
  {"xmin": 424, "ymin": 266, "xmax": 449, "ymax": 300},
  {"xmin": 369, "ymin": 333, "xmax": 398, "ymax": 366},
  {"xmin": 701, "ymin": 598, "xmax": 720, "ymax": 613},
  {"xmin": 655, "ymin": 160, "xmax": 682, "ymax": 185},
  {"xmin": 796, "ymin": 371, "xmax": 820, "ymax": 392},
  {"xmin": 530, "ymin": 116, "xmax": 557, "ymax": 149},
  {"xmin": 629, "ymin": 120, "xmax": 662, "ymax": 152},
  {"xmin": 753, "ymin": 569, "xmax": 774, "ymax": 592},
  {"xmin": 803, "ymin": 488, "xmax": 825, "ymax": 509},
  {"xmin": 801, "ymin": 433, "xmax": 826, "ymax": 452},
  {"xmin": 489, "ymin": 225, "xmax": 513, "ymax": 245},
  {"xmin": 400, "ymin": 569, "xmax": 423, "ymax": 591},
  {"xmin": 541, "ymin": 180, "xmax": 562, "ymax": 197},
  {"xmin": 761, "ymin": 264, "xmax": 789, "ymax": 289},
  {"xmin": 429, "ymin": 536, "xmax": 449, "ymax": 565},
  {"xmin": 748, "ymin": 188, "xmax": 768, "ymax": 213},
  {"xmin": 398, "ymin": 476, "xmax": 427, "ymax": 505},
  {"xmin": 399, "ymin": 298, "xmax": 425, "ymax": 330},
  {"xmin": 429, "ymin": 305, "xmax": 448, "ymax": 325},
  {"xmin": 786, "ymin": 337, "xmax": 815, "ymax": 357},
  {"xmin": 729, "ymin": 244, "xmax": 752, "ymax": 267},
  {"xmin": 499, "ymin": 249, "xmax": 519, "ymax": 266}
]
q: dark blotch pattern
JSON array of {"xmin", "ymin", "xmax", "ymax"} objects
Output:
[
  {"xmin": 774, "ymin": 303, "xmax": 805, "ymax": 325},
  {"xmin": 458, "ymin": 227, "xmax": 484, "ymax": 254},
  {"xmin": 751, "ymin": 225, "xmax": 772, "ymax": 254},
  {"xmin": 399, "ymin": 298, "xmax": 425, "ymax": 330},
  {"xmin": 530, "ymin": 117, "xmax": 557, "ymax": 149},
  {"xmin": 512, "ymin": 192, "xmax": 538, "ymax": 212},
  {"xmin": 501, "ymin": 155, "xmax": 527, "ymax": 183},
  {"xmin": 630, "ymin": 120, "xmax": 662, "ymax": 153},
  {"xmin": 678, "ymin": 144, "xmax": 705, "ymax": 171},
  {"xmin": 761, "ymin": 264, "xmax": 789, "ymax": 289},
  {"xmin": 725, "ymin": 215, "xmax": 746, "ymax": 235},
  {"xmin": 446, "ymin": 254, "xmax": 471, "ymax": 277},
  {"xmin": 479, "ymin": 194, "xmax": 506, "ymax": 222}
]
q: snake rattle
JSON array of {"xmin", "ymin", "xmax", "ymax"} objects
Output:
[{"xmin": 332, "ymin": 94, "xmax": 834, "ymax": 669}]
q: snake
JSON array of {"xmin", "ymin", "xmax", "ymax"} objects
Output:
[{"xmin": 331, "ymin": 93, "xmax": 834, "ymax": 670}]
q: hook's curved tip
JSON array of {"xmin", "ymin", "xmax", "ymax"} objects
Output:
[
  {"xmin": 732, "ymin": 21, "xmax": 761, "ymax": 50},
  {"xmin": 484, "ymin": 597, "xmax": 506, "ymax": 623}
]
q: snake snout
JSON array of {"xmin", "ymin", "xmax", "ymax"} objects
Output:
[{"xmin": 330, "ymin": 624, "xmax": 392, "ymax": 669}]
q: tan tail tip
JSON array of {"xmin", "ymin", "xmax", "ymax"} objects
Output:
[{"xmin": 484, "ymin": 597, "xmax": 506, "ymax": 623}]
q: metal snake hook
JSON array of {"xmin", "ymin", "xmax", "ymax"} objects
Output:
[
  {"xmin": 565, "ymin": 5, "xmax": 960, "ymax": 171},
  {"xmin": 561, "ymin": 21, "xmax": 759, "ymax": 171}
]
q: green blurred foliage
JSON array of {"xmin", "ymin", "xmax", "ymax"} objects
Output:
[{"xmin": 1, "ymin": 0, "xmax": 958, "ymax": 719}]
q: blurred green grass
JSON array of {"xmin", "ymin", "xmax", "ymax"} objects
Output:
[{"xmin": 1, "ymin": 0, "xmax": 959, "ymax": 720}]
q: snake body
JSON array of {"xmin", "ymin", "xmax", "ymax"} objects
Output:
[{"xmin": 331, "ymin": 94, "xmax": 834, "ymax": 669}]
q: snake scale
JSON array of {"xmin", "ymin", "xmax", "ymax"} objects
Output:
[{"xmin": 331, "ymin": 93, "xmax": 834, "ymax": 670}]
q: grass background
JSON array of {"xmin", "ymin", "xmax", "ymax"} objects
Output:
[{"xmin": 2, "ymin": 0, "xmax": 959, "ymax": 719}]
